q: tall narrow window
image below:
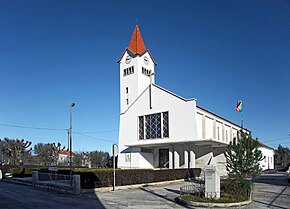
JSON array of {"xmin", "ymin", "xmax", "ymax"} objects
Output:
[
  {"xmin": 126, "ymin": 87, "xmax": 128, "ymax": 94},
  {"xmin": 226, "ymin": 130, "xmax": 228, "ymax": 142},
  {"xmin": 163, "ymin": 112, "xmax": 169, "ymax": 137},
  {"xmin": 139, "ymin": 116, "xmax": 144, "ymax": 140},
  {"xmin": 217, "ymin": 127, "xmax": 220, "ymax": 140},
  {"xmin": 126, "ymin": 99, "xmax": 129, "ymax": 105}
]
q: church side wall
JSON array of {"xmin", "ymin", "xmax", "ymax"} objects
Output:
[{"xmin": 196, "ymin": 108, "xmax": 240, "ymax": 144}]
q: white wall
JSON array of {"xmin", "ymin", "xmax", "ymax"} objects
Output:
[
  {"xmin": 196, "ymin": 107, "xmax": 241, "ymax": 144},
  {"xmin": 205, "ymin": 116, "xmax": 213, "ymax": 139},
  {"xmin": 118, "ymin": 84, "xmax": 198, "ymax": 168},
  {"xmin": 196, "ymin": 113, "xmax": 203, "ymax": 139},
  {"xmin": 224, "ymin": 125, "xmax": 231, "ymax": 143},
  {"xmin": 119, "ymin": 51, "xmax": 155, "ymax": 114},
  {"xmin": 259, "ymin": 147, "xmax": 275, "ymax": 170}
]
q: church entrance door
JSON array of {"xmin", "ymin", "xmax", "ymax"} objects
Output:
[{"xmin": 159, "ymin": 149, "xmax": 169, "ymax": 168}]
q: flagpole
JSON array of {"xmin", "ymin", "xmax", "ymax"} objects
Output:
[
  {"xmin": 236, "ymin": 99, "xmax": 243, "ymax": 133},
  {"xmin": 241, "ymin": 112, "xmax": 244, "ymax": 130}
]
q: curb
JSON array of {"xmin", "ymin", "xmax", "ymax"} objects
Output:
[
  {"xmin": 82, "ymin": 179, "xmax": 186, "ymax": 193},
  {"xmin": 175, "ymin": 196, "xmax": 252, "ymax": 208},
  {"xmin": 3, "ymin": 178, "xmax": 74, "ymax": 194},
  {"xmin": 3, "ymin": 178, "xmax": 33, "ymax": 186}
]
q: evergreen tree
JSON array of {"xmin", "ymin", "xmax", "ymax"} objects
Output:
[
  {"xmin": 34, "ymin": 143, "xmax": 53, "ymax": 165},
  {"xmin": 72, "ymin": 152, "xmax": 83, "ymax": 167},
  {"xmin": 90, "ymin": 150, "xmax": 111, "ymax": 168},
  {"xmin": 275, "ymin": 145, "xmax": 290, "ymax": 169},
  {"xmin": 224, "ymin": 131, "xmax": 264, "ymax": 179}
]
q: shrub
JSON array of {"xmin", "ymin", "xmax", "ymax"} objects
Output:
[
  {"xmin": 221, "ymin": 178, "xmax": 252, "ymax": 200},
  {"xmin": 31, "ymin": 167, "xmax": 200, "ymax": 189},
  {"xmin": 10, "ymin": 168, "xmax": 34, "ymax": 177}
]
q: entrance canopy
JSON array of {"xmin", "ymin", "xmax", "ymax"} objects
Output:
[{"xmin": 125, "ymin": 139, "xmax": 228, "ymax": 148}]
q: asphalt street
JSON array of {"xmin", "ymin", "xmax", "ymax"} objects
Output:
[{"xmin": 0, "ymin": 173, "xmax": 289, "ymax": 209}]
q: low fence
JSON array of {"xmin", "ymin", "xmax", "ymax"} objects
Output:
[
  {"xmin": 180, "ymin": 182, "xmax": 205, "ymax": 197},
  {"xmin": 38, "ymin": 171, "xmax": 72, "ymax": 185},
  {"xmin": 32, "ymin": 171, "xmax": 80, "ymax": 195}
]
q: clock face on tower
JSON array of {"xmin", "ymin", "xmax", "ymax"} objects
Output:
[
  {"xmin": 125, "ymin": 55, "xmax": 131, "ymax": 64},
  {"xmin": 144, "ymin": 56, "xmax": 149, "ymax": 65}
]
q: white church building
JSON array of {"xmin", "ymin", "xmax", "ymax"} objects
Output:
[{"xmin": 117, "ymin": 25, "xmax": 274, "ymax": 175}]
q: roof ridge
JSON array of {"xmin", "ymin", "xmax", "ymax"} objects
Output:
[{"xmin": 152, "ymin": 83, "xmax": 196, "ymax": 102}]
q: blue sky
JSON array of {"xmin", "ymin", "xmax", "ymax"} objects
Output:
[{"xmin": 0, "ymin": 0, "xmax": 289, "ymax": 154}]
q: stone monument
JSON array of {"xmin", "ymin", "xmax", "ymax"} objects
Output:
[{"xmin": 204, "ymin": 165, "xmax": 220, "ymax": 199}]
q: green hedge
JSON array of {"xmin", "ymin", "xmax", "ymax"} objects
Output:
[
  {"xmin": 10, "ymin": 168, "xmax": 34, "ymax": 177},
  {"xmin": 76, "ymin": 168, "xmax": 201, "ymax": 189},
  {"xmin": 23, "ymin": 167, "xmax": 200, "ymax": 189}
]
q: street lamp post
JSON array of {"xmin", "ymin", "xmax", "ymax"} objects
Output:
[{"xmin": 69, "ymin": 102, "xmax": 75, "ymax": 186}]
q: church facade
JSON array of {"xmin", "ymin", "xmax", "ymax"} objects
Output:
[{"xmin": 117, "ymin": 25, "xmax": 274, "ymax": 175}]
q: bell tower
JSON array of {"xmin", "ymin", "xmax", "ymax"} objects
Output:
[{"xmin": 118, "ymin": 24, "xmax": 156, "ymax": 114}]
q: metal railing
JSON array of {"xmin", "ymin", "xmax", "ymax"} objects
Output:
[
  {"xmin": 38, "ymin": 172, "xmax": 72, "ymax": 187},
  {"xmin": 32, "ymin": 171, "xmax": 81, "ymax": 194},
  {"xmin": 180, "ymin": 183, "xmax": 205, "ymax": 196},
  {"xmin": 205, "ymin": 191, "xmax": 220, "ymax": 199}
]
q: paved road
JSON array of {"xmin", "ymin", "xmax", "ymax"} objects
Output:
[
  {"xmin": 0, "ymin": 181, "xmax": 106, "ymax": 209},
  {"xmin": 249, "ymin": 173, "xmax": 290, "ymax": 209},
  {"xmin": 0, "ymin": 173, "xmax": 289, "ymax": 209}
]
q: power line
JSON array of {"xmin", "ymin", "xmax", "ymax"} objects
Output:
[
  {"xmin": 79, "ymin": 130, "xmax": 118, "ymax": 134},
  {"xmin": 267, "ymin": 141, "xmax": 290, "ymax": 146},
  {"xmin": 0, "ymin": 123, "xmax": 67, "ymax": 131},
  {"xmin": 263, "ymin": 136, "xmax": 290, "ymax": 143},
  {"xmin": 73, "ymin": 131, "xmax": 115, "ymax": 143},
  {"xmin": 0, "ymin": 123, "xmax": 118, "ymax": 134}
]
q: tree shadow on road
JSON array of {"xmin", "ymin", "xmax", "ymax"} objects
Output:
[
  {"xmin": 252, "ymin": 174, "xmax": 290, "ymax": 209},
  {"xmin": 253, "ymin": 174, "xmax": 290, "ymax": 187},
  {"xmin": 164, "ymin": 188, "xmax": 180, "ymax": 195},
  {"xmin": 140, "ymin": 187, "xmax": 191, "ymax": 209},
  {"xmin": 253, "ymin": 200, "xmax": 288, "ymax": 209},
  {"xmin": 256, "ymin": 190, "xmax": 290, "ymax": 197}
]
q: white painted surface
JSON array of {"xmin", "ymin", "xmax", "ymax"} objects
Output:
[
  {"xmin": 204, "ymin": 166, "xmax": 220, "ymax": 199},
  {"xmin": 259, "ymin": 147, "xmax": 275, "ymax": 170},
  {"xmin": 119, "ymin": 51, "xmax": 155, "ymax": 114}
]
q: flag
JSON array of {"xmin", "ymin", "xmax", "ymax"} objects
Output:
[{"xmin": 236, "ymin": 100, "xmax": 243, "ymax": 112}]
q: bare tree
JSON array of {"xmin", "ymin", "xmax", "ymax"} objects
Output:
[
  {"xmin": 49, "ymin": 142, "xmax": 66, "ymax": 165},
  {"xmin": 82, "ymin": 152, "xmax": 92, "ymax": 168},
  {"xmin": 0, "ymin": 138, "xmax": 32, "ymax": 165}
]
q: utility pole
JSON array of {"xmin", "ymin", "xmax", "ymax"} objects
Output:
[{"xmin": 69, "ymin": 102, "xmax": 75, "ymax": 186}]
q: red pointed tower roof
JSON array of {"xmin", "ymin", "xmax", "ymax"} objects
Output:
[
  {"xmin": 118, "ymin": 24, "xmax": 156, "ymax": 64},
  {"xmin": 127, "ymin": 24, "xmax": 147, "ymax": 55}
]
